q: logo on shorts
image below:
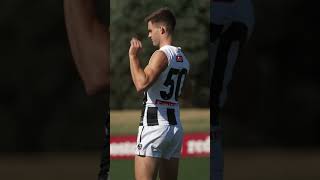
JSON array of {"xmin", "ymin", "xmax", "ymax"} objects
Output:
[{"xmin": 137, "ymin": 144, "xmax": 142, "ymax": 150}]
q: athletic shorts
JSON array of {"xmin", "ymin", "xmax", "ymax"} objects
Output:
[{"xmin": 135, "ymin": 125, "xmax": 183, "ymax": 160}]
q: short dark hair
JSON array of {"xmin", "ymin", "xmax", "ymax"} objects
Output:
[{"xmin": 145, "ymin": 7, "xmax": 176, "ymax": 34}]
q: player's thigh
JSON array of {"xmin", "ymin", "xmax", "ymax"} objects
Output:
[
  {"xmin": 159, "ymin": 158, "xmax": 180, "ymax": 180},
  {"xmin": 135, "ymin": 155, "xmax": 160, "ymax": 180}
]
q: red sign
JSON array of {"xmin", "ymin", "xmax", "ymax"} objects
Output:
[
  {"xmin": 110, "ymin": 132, "xmax": 209, "ymax": 159},
  {"xmin": 182, "ymin": 133, "xmax": 210, "ymax": 157}
]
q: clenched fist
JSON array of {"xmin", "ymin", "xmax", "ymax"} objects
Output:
[{"xmin": 129, "ymin": 37, "xmax": 142, "ymax": 58}]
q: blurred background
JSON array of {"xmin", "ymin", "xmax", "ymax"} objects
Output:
[
  {"xmin": 221, "ymin": 0, "xmax": 320, "ymax": 179},
  {"xmin": 223, "ymin": 0, "xmax": 320, "ymax": 148},
  {"xmin": 0, "ymin": 0, "xmax": 319, "ymax": 179},
  {"xmin": 0, "ymin": 0, "xmax": 108, "ymax": 179}
]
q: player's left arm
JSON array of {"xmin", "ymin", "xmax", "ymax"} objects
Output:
[
  {"xmin": 129, "ymin": 38, "xmax": 168, "ymax": 93},
  {"xmin": 64, "ymin": 0, "xmax": 109, "ymax": 96}
]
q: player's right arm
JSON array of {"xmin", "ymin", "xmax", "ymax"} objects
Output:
[
  {"xmin": 64, "ymin": 0, "xmax": 109, "ymax": 96},
  {"xmin": 128, "ymin": 38, "xmax": 168, "ymax": 94}
]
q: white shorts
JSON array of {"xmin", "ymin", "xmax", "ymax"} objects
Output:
[{"xmin": 135, "ymin": 125, "xmax": 183, "ymax": 160}]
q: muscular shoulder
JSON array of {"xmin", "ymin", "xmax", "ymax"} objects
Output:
[{"xmin": 147, "ymin": 50, "xmax": 168, "ymax": 72}]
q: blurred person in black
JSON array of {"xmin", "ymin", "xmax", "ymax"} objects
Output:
[
  {"xmin": 63, "ymin": 0, "xmax": 109, "ymax": 179},
  {"xmin": 210, "ymin": 0, "xmax": 254, "ymax": 179}
]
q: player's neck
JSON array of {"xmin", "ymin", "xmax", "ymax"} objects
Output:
[{"xmin": 159, "ymin": 36, "xmax": 173, "ymax": 48}]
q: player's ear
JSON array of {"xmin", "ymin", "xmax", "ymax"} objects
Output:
[{"xmin": 160, "ymin": 26, "xmax": 166, "ymax": 34}]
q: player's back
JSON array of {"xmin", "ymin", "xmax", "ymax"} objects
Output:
[
  {"xmin": 141, "ymin": 45, "xmax": 189, "ymax": 126},
  {"xmin": 147, "ymin": 45, "xmax": 189, "ymax": 105}
]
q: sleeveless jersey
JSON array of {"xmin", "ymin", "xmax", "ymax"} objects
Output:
[{"xmin": 140, "ymin": 45, "xmax": 190, "ymax": 126}]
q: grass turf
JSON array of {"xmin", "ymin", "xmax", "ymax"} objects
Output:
[{"xmin": 110, "ymin": 157, "xmax": 209, "ymax": 180}]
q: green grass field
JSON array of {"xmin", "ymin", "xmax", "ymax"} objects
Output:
[
  {"xmin": 111, "ymin": 157, "xmax": 209, "ymax": 180},
  {"xmin": 1, "ymin": 150, "xmax": 320, "ymax": 180},
  {"xmin": 110, "ymin": 108, "xmax": 210, "ymax": 179}
]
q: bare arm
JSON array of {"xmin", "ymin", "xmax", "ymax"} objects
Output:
[
  {"xmin": 128, "ymin": 38, "xmax": 168, "ymax": 93},
  {"xmin": 64, "ymin": 0, "xmax": 109, "ymax": 95}
]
